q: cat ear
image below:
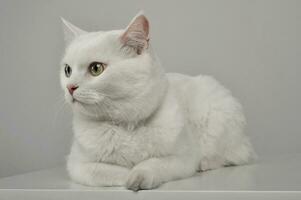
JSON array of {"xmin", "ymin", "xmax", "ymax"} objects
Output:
[
  {"xmin": 61, "ymin": 17, "xmax": 86, "ymax": 45},
  {"xmin": 120, "ymin": 11, "xmax": 150, "ymax": 55}
]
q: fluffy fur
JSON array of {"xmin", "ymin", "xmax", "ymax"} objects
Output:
[{"xmin": 60, "ymin": 12, "xmax": 255, "ymax": 191}]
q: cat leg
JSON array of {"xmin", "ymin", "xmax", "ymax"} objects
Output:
[
  {"xmin": 199, "ymin": 137, "xmax": 256, "ymax": 171},
  {"xmin": 67, "ymin": 161, "xmax": 130, "ymax": 186},
  {"xmin": 126, "ymin": 155, "xmax": 197, "ymax": 191}
]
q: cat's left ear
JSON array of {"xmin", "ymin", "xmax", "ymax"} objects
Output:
[
  {"xmin": 61, "ymin": 17, "xmax": 86, "ymax": 45},
  {"xmin": 120, "ymin": 11, "xmax": 150, "ymax": 55}
]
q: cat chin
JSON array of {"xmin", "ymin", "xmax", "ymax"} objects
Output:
[
  {"xmin": 71, "ymin": 100, "xmax": 104, "ymax": 119},
  {"xmin": 72, "ymin": 102, "xmax": 94, "ymax": 117}
]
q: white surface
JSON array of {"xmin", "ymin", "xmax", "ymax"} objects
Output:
[{"xmin": 0, "ymin": 154, "xmax": 300, "ymax": 199}]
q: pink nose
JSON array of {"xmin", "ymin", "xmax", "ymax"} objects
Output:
[{"xmin": 67, "ymin": 84, "xmax": 78, "ymax": 95}]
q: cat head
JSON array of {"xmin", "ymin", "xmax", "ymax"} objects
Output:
[{"xmin": 60, "ymin": 12, "xmax": 167, "ymax": 123}]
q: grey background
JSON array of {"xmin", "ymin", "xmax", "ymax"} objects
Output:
[{"xmin": 0, "ymin": 0, "xmax": 300, "ymax": 178}]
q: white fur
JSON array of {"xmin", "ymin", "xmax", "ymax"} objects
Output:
[{"xmin": 60, "ymin": 13, "xmax": 255, "ymax": 191}]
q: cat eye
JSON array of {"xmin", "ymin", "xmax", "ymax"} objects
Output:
[
  {"xmin": 64, "ymin": 64, "xmax": 72, "ymax": 78},
  {"xmin": 89, "ymin": 62, "xmax": 106, "ymax": 76}
]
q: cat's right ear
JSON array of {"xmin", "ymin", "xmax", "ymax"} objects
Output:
[
  {"xmin": 120, "ymin": 11, "xmax": 150, "ymax": 55},
  {"xmin": 61, "ymin": 17, "xmax": 86, "ymax": 45}
]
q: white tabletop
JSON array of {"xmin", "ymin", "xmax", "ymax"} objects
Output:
[{"xmin": 0, "ymin": 154, "xmax": 300, "ymax": 200}]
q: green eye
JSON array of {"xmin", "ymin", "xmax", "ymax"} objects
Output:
[
  {"xmin": 64, "ymin": 64, "xmax": 72, "ymax": 77},
  {"xmin": 89, "ymin": 62, "xmax": 105, "ymax": 76}
]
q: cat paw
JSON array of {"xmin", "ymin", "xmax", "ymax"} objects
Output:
[
  {"xmin": 199, "ymin": 157, "xmax": 225, "ymax": 171},
  {"xmin": 126, "ymin": 168, "xmax": 160, "ymax": 191}
]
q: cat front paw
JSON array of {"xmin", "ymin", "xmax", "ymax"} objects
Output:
[{"xmin": 126, "ymin": 168, "xmax": 161, "ymax": 191}]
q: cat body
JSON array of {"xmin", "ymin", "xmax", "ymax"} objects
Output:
[{"xmin": 61, "ymin": 13, "xmax": 255, "ymax": 190}]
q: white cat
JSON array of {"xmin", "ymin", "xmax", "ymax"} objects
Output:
[{"xmin": 60, "ymin": 12, "xmax": 255, "ymax": 191}]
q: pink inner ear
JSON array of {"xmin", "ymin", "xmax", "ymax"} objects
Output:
[
  {"xmin": 121, "ymin": 15, "xmax": 149, "ymax": 47},
  {"xmin": 127, "ymin": 15, "xmax": 149, "ymax": 37},
  {"xmin": 134, "ymin": 15, "xmax": 149, "ymax": 37}
]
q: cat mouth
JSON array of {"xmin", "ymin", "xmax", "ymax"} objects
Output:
[{"xmin": 71, "ymin": 97, "xmax": 91, "ymax": 106}]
